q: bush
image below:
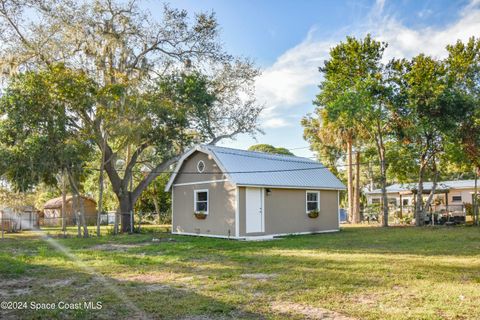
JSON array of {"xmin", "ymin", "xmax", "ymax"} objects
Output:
[{"xmin": 464, "ymin": 203, "xmax": 473, "ymax": 216}]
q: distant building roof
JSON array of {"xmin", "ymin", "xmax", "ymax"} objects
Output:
[
  {"xmin": 366, "ymin": 180, "xmax": 478, "ymax": 195},
  {"xmin": 166, "ymin": 145, "xmax": 346, "ymax": 191},
  {"xmin": 44, "ymin": 195, "xmax": 96, "ymax": 209}
]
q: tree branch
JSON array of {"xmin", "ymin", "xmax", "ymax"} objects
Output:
[{"xmin": 131, "ymin": 156, "xmax": 179, "ymax": 202}]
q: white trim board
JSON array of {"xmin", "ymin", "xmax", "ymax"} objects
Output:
[
  {"xmin": 173, "ymin": 179, "xmax": 228, "ymax": 187},
  {"xmin": 235, "ymin": 187, "xmax": 240, "ymax": 238},
  {"xmin": 337, "ymin": 190, "xmax": 340, "ymax": 229},
  {"xmin": 172, "ymin": 229, "xmax": 340, "ymax": 241},
  {"xmin": 172, "ymin": 231, "xmax": 240, "ymax": 240},
  {"xmin": 244, "ymin": 229, "xmax": 340, "ymax": 240}
]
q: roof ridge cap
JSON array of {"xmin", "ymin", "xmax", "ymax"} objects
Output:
[{"xmin": 204, "ymin": 145, "xmax": 317, "ymax": 164}]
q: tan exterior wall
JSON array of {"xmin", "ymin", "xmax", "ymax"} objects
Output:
[
  {"xmin": 238, "ymin": 187, "xmax": 339, "ymax": 237},
  {"xmin": 171, "ymin": 151, "xmax": 340, "ymax": 238},
  {"xmin": 174, "ymin": 152, "xmax": 226, "ymax": 184},
  {"xmin": 172, "ymin": 181, "xmax": 236, "ymax": 237}
]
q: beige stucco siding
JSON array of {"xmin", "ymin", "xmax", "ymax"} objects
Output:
[
  {"xmin": 172, "ymin": 181, "xmax": 236, "ymax": 237},
  {"xmin": 448, "ymin": 189, "xmax": 475, "ymax": 204},
  {"xmin": 239, "ymin": 187, "xmax": 339, "ymax": 237},
  {"xmin": 367, "ymin": 188, "xmax": 477, "ymax": 206},
  {"xmin": 174, "ymin": 152, "xmax": 226, "ymax": 184}
]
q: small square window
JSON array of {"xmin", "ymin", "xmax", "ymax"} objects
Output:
[{"xmin": 402, "ymin": 199, "xmax": 409, "ymax": 206}]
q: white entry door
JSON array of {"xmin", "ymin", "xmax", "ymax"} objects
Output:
[{"xmin": 246, "ymin": 187, "xmax": 264, "ymax": 233}]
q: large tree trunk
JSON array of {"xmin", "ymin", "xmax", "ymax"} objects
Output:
[
  {"xmin": 375, "ymin": 126, "xmax": 389, "ymax": 227},
  {"xmin": 67, "ymin": 171, "xmax": 89, "ymax": 237},
  {"xmin": 347, "ymin": 137, "xmax": 354, "ymax": 223},
  {"xmin": 353, "ymin": 151, "xmax": 361, "ymax": 223},
  {"xmin": 73, "ymin": 194, "xmax": 81, "ymax": 237},
  {"xmin": 97, "ymin": 133, "xmax": 106, "ymax": 237},
  {"xmin": 114, "ymin": 208, "xmax": 119, "ymax": 235},
  {"xmin": 79, "ymin": 195, "xmax": 88, "ymax": 238},
  {"xmin": 61, "ymin": 169, "xmax": 67, "ymax": 232},
  {"xmin": 100, "ymin": 136, "xmax": 179, "ymax": 233},
  {"xmin": 415, "ymin": 165, "xmax": 426, "ymax": 226},
  {"xmin": 379, "ymin": 158, "xmax": 388, "ymax": 227},
  {"xmin": 152, "ymin": 183, "xmax": 161, "ymax": 223},
  {"xmin": 119, "ymin": 193, "xmax": 134, "ymax": 233},
  {"xmin": 423, "ymin": 166, "xmax": 439, "ymax": 225}
]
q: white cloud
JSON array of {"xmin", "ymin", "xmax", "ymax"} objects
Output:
[
  {"xmin": 255, "ymin": 39, "xmax": 331, "ymax": 110},
  {"xmin": 254, "ymin": 0, "xmax": 480, "ymax": 128},
  {"xmin": 374, "ymin": 0, "xmax": 386, "ymax": 15},
  {"xmin": 373, "ymin": 3, "xmax": 480, "ymax": 60},
  {"xmin": 261, "ymin": 117, "xmax": 292, "ymax": 129}
]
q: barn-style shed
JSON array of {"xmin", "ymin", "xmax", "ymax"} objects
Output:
[{"xmin": 166, "ymin": 145, "xmax": 346, "ymax": 240}]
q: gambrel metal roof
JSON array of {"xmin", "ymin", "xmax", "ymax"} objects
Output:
[{"xmin": 165, "ymin": 145, "xmax": 346, "ymax": 191}]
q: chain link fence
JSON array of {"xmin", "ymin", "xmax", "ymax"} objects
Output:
[{"xmin": 1, "ymin": 210, "xmax": 172, "ymax": 239}]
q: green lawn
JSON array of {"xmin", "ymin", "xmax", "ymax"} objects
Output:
[{"xmin": 1, "ymin": 226, "xmax": 479, "ymax": 320}]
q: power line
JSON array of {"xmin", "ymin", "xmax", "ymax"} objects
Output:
[
  {"xmin": 81, "ymin": 160, "xmax": 376, "ymax": 175},
  {"xmin": 286, "ymin": 146, "xmax": 311, "ymax": 150}
]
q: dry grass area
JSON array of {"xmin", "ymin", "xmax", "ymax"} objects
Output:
[{"xmin": 0, "ymin": 225, "xmax": 479, "ymax": 319}]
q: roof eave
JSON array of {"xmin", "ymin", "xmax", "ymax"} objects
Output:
[{"xmin": 236, "ymin": 184, "xmax": 346, "ymax": 191}]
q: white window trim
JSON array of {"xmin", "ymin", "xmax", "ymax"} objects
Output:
[
  {"xmin": 452, "ymin": 195, "xmax": 462, "ymax": 202},
  {"xmin": 306, "ymin": 190, "xmax": 320, "ymax": 213},
  {"xmin": 197, "ymin": 160, "xmax": 205, "ymax": 173},
  {"xmin": 194, "ymin": 189, "xmax": 209, "ymax": 214}
]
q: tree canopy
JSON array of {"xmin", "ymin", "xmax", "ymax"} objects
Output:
[
  {"xmin": 0, "ymin": 0, "xmax": 263, "ymax": 232},
  {"xmin": 247, "ymin": 144, "xmax": 294, "ymax": 156}
]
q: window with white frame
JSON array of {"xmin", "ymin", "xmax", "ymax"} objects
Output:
[
  {"xmin": 306, "ymin": 191, "xmax": 320, "ymax": 212},
  {"xmin": 194, "ymin": 189, "xmax": 209, "ymax": 213},
  {"xmin": 452, "ymin": 195, "xmax": 462, "ymax": 202}
]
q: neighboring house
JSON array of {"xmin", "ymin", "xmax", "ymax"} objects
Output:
[
  {"xmin": 165, "ymin": 145, "xmax": 346, "ymax": 240},
  {"xmin": 0, "ymin": 206, "xmax": 39, "ymax": 231},
  {"xmin": 365, "ymin": 180, "xmax": 479, "ymax": 216},
  {"xmin": 42, "ymin": 196, "xmax": 97, "ymax": 226}
]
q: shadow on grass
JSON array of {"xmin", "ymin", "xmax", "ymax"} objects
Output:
[
  {"xmin": 0, "ymin": 241, "xmax": 265, "ymax": 320},
  {"xmin": 2, "ymin": 226, "xmax": 480, "ymax": 319}
]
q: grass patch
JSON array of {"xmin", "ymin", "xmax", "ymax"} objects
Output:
[{"xmin": 0, "ymin": 225, "xmax": 479, "ymax": 319}]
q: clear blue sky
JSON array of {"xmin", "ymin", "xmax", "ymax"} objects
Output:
[{"xmin": 145, "ymin": 0, "xmax": 478, "ymax": 158}]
